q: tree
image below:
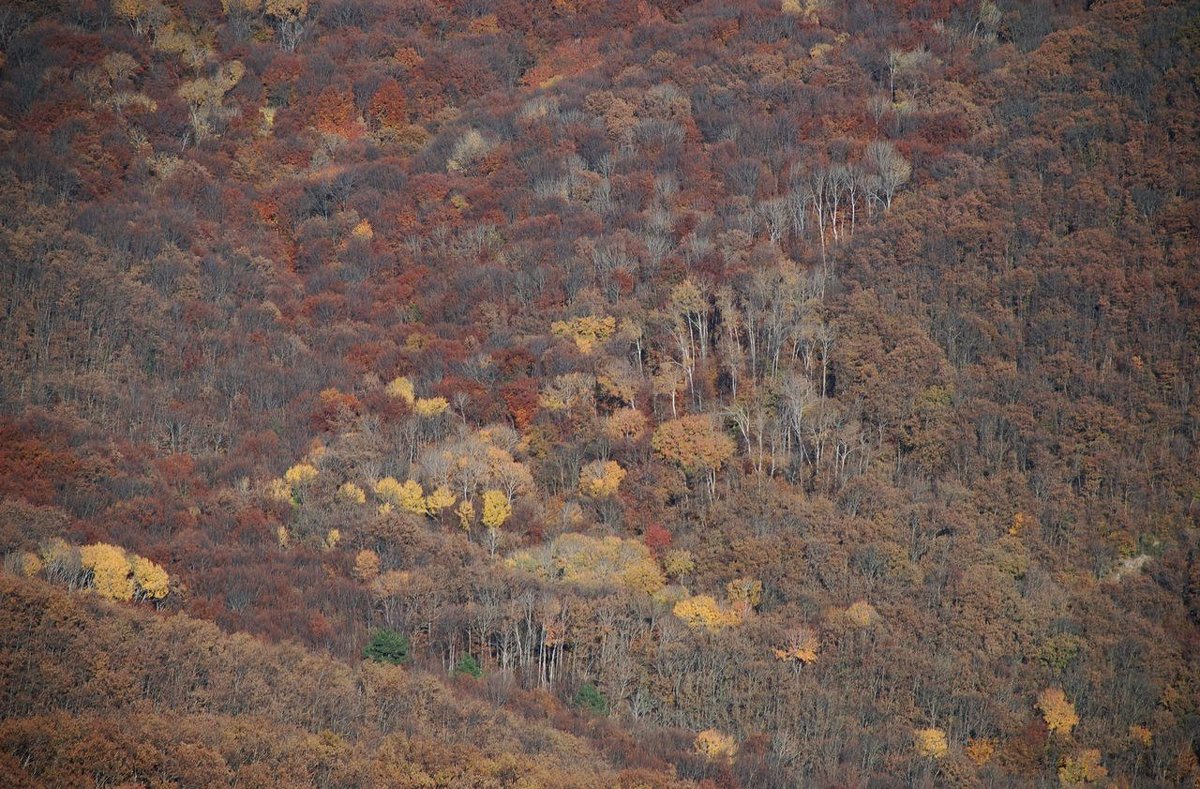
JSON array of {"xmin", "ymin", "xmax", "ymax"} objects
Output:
[
  {"xmin": 1037, "ymin": 688, "xmax": 1079, "ymax": 736},
  {"xmin": 265, "ymin": 0, "xmax": 308, "ymax": 51},
  {"xmin": 368, "ymin": 79, "xmax": 408, "ymax": 130},
  {"xmin": 651, "ymin": 415, "xmax": 736, "ymax": 498},
  {"xmin": 481, "ymin": 490, "xmax": 510, "ymax": 557},
  {"xmin": 673, "ymin": 595, "xmax": 741, "ymax": 630},
  {"xmin": 131, "ymin": 556, "xmax": 169, "ymax": 601},
  {"xmin": 694, "ymin": 729, "xmax": 737, "ymax": 762},
  {"xmin": 454, "ymin": 654, "xmax": 482, "ymax": 678},
  {"xmin": 865, "ymin": 140, "xmax": 911, "ymax": 210},
  {"xmin": 578, "ymin": 460, "xmax": 626, "ymax": 499},
  {"xmin": 913, "ymin": 728, "xmax": 949, "ymax": 759},
  {"xmin": 363, "ymin": 629, "xmax": 410, "ymax": 665},
  {"xmin": 1059, "ymin": 749, "xmax": 1107, "ymax": 785},
  {"xmin": 573, "ymin": 682, "xmax": 608, "ymax": 715},
  {"xmin": 79, "ymin": 543, "xmax": 134, "ymax": 601}
]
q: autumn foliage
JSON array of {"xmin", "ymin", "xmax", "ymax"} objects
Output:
[{"xmin": 0, "ymin": 0, "xmax": 1198, "ymax": 785}]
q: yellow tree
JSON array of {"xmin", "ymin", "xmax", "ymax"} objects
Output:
[
  {"xmin": 80, "ymin": 543, "xmax": 134, "ymax": 601},
  {"xmin": 673, "ymin": 594, "xmax": 741, "ymax": 630},
  {"xmin": 385, "ymin": 376, "xmax": 416, "ymax": 405},
  {"xmin": 578, "ymin": 460, "xmax": 626, "ymax": 499},
  {"xmin": 423, "ymin": 485, "xmax": 456, "ymax": 516},
  {"xmin": 1059, "ymin": 749, "xmax": 1107, "ymax": 785},
  {"xmin": 337, "ymin": 482, "xmax": 366, "ymax": 504},
  {"xmin": 913, "ymin": 728, "xmax": 949, "ymax": 759},
  {"xmin": 481, "ymin": 489, "xmax": 511, "ymax": 557},
  {"xmin": 694, "ymin": 729, "xmax": 737, "ymax": 762},
  {"xmin": 131, "ymin": 556, "xmax": 170, "ymax": 601},
  {"xmin": 1037, "ymin": 688, "xmax": 1079, "ymax": 736},
  {"xmin": 651, "ymin": 415, "xmax": 736, "ymax": 498},
  {"xmin": 456, "ymin": 499, "xmax": 476, "ymax": 532}
]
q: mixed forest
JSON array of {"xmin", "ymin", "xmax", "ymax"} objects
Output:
[{"xmin": 1, "ymin": 0, "xmax": 1199, "ymax": 785}]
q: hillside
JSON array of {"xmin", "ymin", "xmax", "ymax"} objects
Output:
[{"xmin": 1, "ymin": 0, "xmax": 1198, "ymax": 785}]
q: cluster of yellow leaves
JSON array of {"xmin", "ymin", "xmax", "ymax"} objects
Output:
[
  {"xmin": 385, "ymin": 376, "xmax": 416, "ymax": 405},
  {"xmin": 843, "ymin": 599, "xmax": 880, "ymax": 628},
  {"xmin": 374, "ymin": 477, "xmax": 426, "ymax": 515},
  {"xmin": 424, "ymin": 485, "xmax": 457, "ymax": 515},
  {"xmin": 337, "ymin": 482, "xmax": 366, "ymax": 504},
  {"xmin": 1059, "ymin": 749, "xmax": 1107, "ymax": 785},
  {"xmin": 351, "ymin": 219, "xmax": 373, "ymax": 240},
  {"xmin": 80, "ymin": 544, "xmax": 136, "ymax": 601},
  {"xmin": 508, "ymin": 533, "xmax": 665, "ymax": 594},
  {"xmin": 694, "ymin": 729, "xmax": 737, "ymax": 762},
  {"xmin": 79, "ymin": 543, "xmax": 169, "ymax": 602},
  {"xmin": 1129, "ymin": 724, "xmax": 1153, "ymax": 747},
  {"xmin": 578, "ymin": 460, "xmax": 626, "ymax": 499},
  {"xmin": 481, "ymin": 490, "xmax": 512, "ymax": 530},
  {"xmin": 1037, "ymin": 688, "xmax": 1080, "ymax": 736},
  {"xmin": 283, "ymin": 463, "xmax": 318, "ymax": 487},
  {"xmin": 550, "ymin": 315, "xmax": 616, "ymax": 354},
  {"xmin": 774, "ymin": 627, "xmax": 819, "ymax": 665},
  {"xmin": 651, "ymin": 415, "xmax": 736, "ymax": 474},
  {"xmin": 913, "ymin": 728, "xmax": 949, "ymax": 759},
  {"xmin": 414, "ymin": 396, "xmax": 449, "ymax": 418},
  {"xmin": 662, "ymin": 549, "xmax": 695, "ymax": 579},
  {"xmin": 131, "ymin": 555, "xmax": 170, "ymax": 600},
  {"xmin": 673, "ymin": 594, "xmax": 742, "ymax": 631},
  {"xmin": 324, "ymin": 529, "xmax": 341, "ymax": 551}
]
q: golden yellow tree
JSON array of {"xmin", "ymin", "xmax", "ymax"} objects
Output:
[
  {"xmin": 80, "ymin": 543, "xmax": 134, "ymax": 601},
  {"xmin": 284, "ymin": 462, "xmax": 318, "ymax": 487},
  {"xmin": 1059, "ymin": 749, "xmax": 1107, "ymax": 785},
  {"xmin": 385, "ymin": 376, "xmax": 416, "ymax": 405},
  {"xmin": 1037, "ymin": 688, "xmax": 1080, "ymax": 736},
  {"xmin": 913, "ymin": 728, "xmax": 949, "ymax": 759},
  {"xmin": 578, "ymin": 460, "xmax": 626, "ymax": 499},
  {"xmin": 424, "ymin": 485, "xmax": 456, "ymax": 516},
  {"xmin": 482, "ymin": 489, "xmax": 511, "ymax": 557},
  {"xmin": 694, "ymin": 729, "xmax": 737, "ymax": 762},
  {"xmin": 337, "ymin": 482, "xmax": 367, "ymax": 504},
  {"xmin": 131, "ymin": 555, "xmax": 170, "ymax": 600},
  {"xmin": 844, "ymin": 599, "xmax": 880, "ymax": 628},
  {"xmin": 481, "ymin": 489, "xmax": 511, "ymax": 529},
  {"xmin": 374, "ymin": 477, "xmax": 425, "ymax": 514},
  {"xmin": 507, "ymin": 534, "xmax": 665, "ymax": 594},
  {"xmin": 673, "ymin": 595, "xmax": 741, "ymax": 630},
  {"xmin": 414, "ymin": 396, "xmax": 449, "ymax": 418},
  {"xmin": 662, "ymin": 549, "xmax": 695, "ymax": 580}
]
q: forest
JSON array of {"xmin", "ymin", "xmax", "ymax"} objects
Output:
[{"xmin": 0, "ymin": 0, "xmax": 1198, "ymax": 785}]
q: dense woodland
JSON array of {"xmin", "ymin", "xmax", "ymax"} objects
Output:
[{"xmin": 1, "ymin": 0, "xmax": 1198, "ymax": 785}]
